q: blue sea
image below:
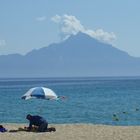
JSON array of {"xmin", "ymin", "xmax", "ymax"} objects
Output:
[{"xmin": 0, "ymin": 77, "xmax": 140, "ymax": 126}]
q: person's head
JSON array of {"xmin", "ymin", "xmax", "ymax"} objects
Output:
[
  {"xmin": 0, "ymin": 125, "xmax": 3, "ymax": 128},
  {"xmin": 26, "ymin": 114, "xmax": 32, "ymax": 120}
]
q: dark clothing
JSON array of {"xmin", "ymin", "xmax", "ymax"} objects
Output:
[
  {"xmin": 28, "ymin": 115, "xmax": 48, "ymax": 132},
  {"xmin": 0, "ymin": 125, "xmax": 7, "ymax": 133},
  {"xmin": 0, "ymin": 128, "xmax": 7, "ymax": 132},
  {"xmin": 38, "ymin": 122, "xmax": 48, "ymax": 132}
]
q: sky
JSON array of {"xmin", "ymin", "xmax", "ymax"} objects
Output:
[{"xmin": 0, "ymin": 0, "xmax": 140, "ymax": 57}]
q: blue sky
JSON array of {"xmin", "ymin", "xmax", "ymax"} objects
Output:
[{"xmin": 0, "ymin": 0, "xmax": 140, "ymax": 57}]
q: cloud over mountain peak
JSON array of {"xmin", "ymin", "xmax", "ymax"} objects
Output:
[{"xmin": 51, "ymin": 14, "xmax": 116, "ymax": 44}]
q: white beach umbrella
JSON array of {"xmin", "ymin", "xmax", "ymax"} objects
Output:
[{"xmin": 21, "ymin": 87, "xmax": 58, "ymax": 100}]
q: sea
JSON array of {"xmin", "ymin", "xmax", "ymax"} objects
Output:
[{"xmin": 0, "ymin": 77, "xmax": 140, "ymax": 126}]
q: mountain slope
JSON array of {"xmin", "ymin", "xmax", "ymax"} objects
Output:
[{"xmin": 0, "ymin": 32, "xmax": 140, "ymax": 77}]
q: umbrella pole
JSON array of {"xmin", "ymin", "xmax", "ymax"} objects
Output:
[{"xmin": 37, "ymin": 100, "xmax": 45, "ymax": 115}]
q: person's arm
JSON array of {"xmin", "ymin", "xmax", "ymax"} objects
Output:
[{"xmin": 27, "ymin": 122, "xmax": 32, "ymax": 131}]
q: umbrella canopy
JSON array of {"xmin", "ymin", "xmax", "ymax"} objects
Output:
[{"xmin": 21, "ymin": 87, "xmax": 58, "ymax": 100}]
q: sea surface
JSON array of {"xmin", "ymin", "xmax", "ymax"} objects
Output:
[{"xmin": 0, "ymin": 77, "xmax": 140, "ymax": 126}]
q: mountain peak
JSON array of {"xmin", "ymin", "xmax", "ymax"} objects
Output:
[
  {"xmin": 0, "ymin": 31, "xmax": 140, "ymax": 77},
  {"xmin": 69, "ymin": 32, "xmax": 94, "ymax": 40},
  {"xmin": 65, "ymin": 31, "xmax": 100, "ymax": 46}
]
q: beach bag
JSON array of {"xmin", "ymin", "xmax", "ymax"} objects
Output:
[{"xmin": 0, "ymin": 125, "xmax": 7, "ymax": 132}]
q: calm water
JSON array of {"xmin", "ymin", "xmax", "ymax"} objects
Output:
[{"xmin": 0, "ymin": 77, "xmax": 140, "ymax": 125}]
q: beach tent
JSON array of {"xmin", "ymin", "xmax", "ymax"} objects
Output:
[{"xmin": 21, "ymin": 87, "xmax": 58, "ymax": 100}]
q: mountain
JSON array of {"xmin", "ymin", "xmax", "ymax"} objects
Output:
[{"xmin": 0, "ymin": 32, "xmax": 140, "ymax": 77}]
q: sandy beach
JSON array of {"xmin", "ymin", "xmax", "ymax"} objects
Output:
[{"xmin": 1, "ymin": 123, "xmax": 140, "ymax": 140}]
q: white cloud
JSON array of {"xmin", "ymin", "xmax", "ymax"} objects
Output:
[
  {"xmin": 51, "ymin": 14, "xmax": 116, "ymax": 44},
  {"xmin": 51, "ymin": 15, "xmax": 61, "ymax": 23},
  {"xmin": 0, "ymin": 40, "xmax": 6, "ymax": 47},
  {"xmin": 85, "ymin": 29, "xmax": 116, "ymax": 44},
  {"xmin": 36, "ymin": 16, "xmax": 46, "ymax": 21}
]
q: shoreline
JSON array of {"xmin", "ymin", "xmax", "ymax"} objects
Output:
[{"xmin": 1, "ymin": 123, "xmax": 140, "ymax": 140}]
